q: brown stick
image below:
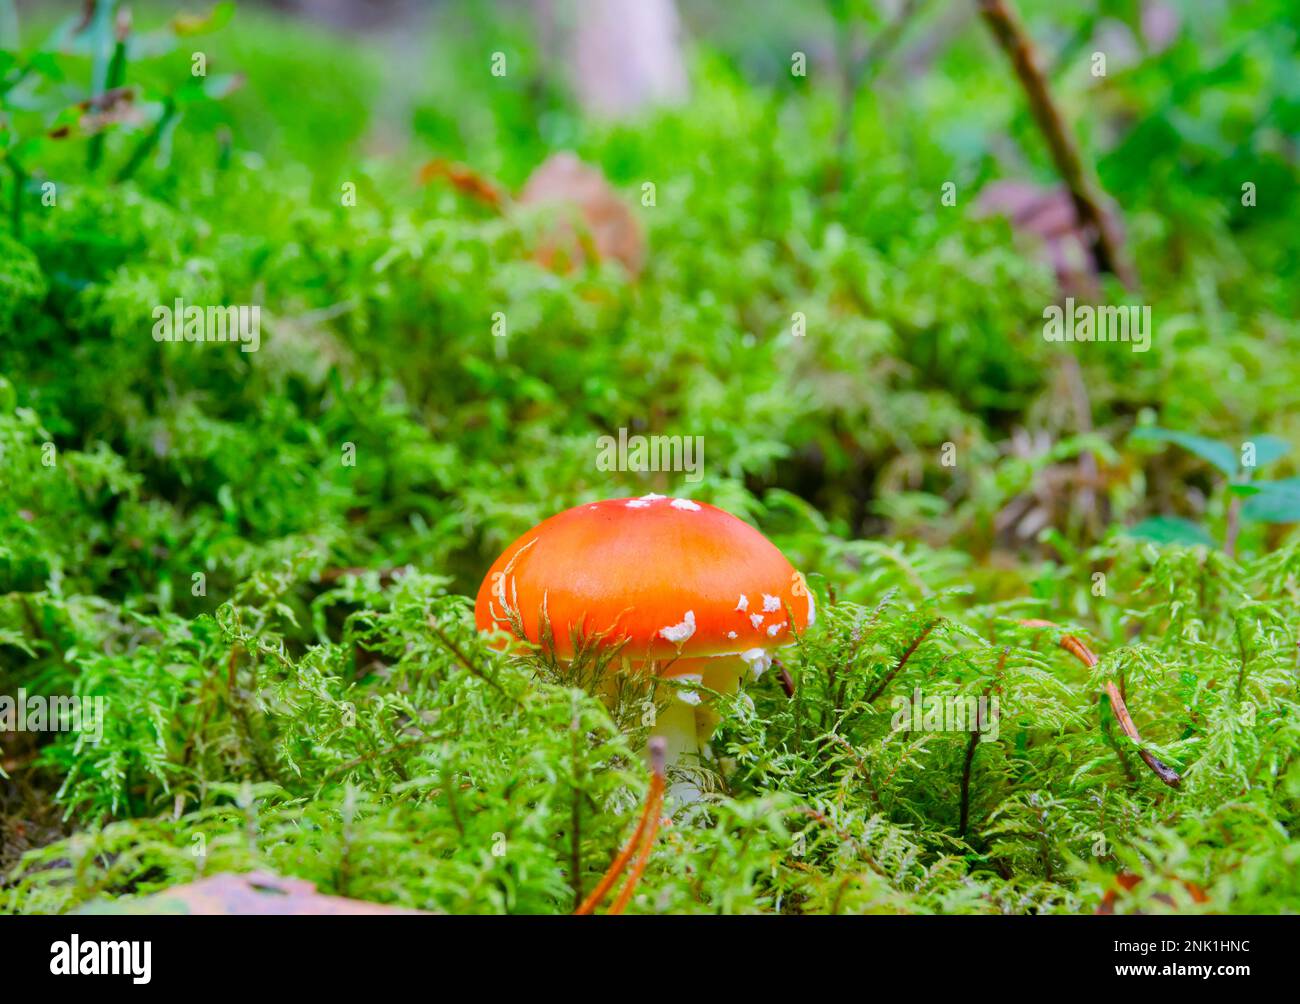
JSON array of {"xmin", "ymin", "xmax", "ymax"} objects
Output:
[
  {"xmin": 774, "ymin": 659, "xmax": 796, "ymax": 698},
  {"xmin": 959, "ymin": 647, "xmax": 1008, "ymax": 837},
  {"xmin": 1224, "ymin": 496, "xmax": 1242, "ymax": 559},
  {"xmin": 574, "ymin": 738, "xmax": 667, "ymax": 915},
  {"xmin": 866, "ymin": 618, "xmax": 941, "ymax": 704},
  {"xmin": 1019, "ymin": 619, "xmax": 1181, "ymax": 787},
  {"xmin": 976, "ymin": 0, "xmax": 1135, "ymax": 286},
  {"xmin": 607, "ymin": 787, "xmax": 664, "ymax": 915},
  {"xmin": 416, "ymin": 158, "xmax": 508, "ymax": 210},
  {"xmin": 427, "ymin": 619, "xmax": 512, "ymax": 699}
]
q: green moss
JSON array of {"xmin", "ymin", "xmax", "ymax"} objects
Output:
[{"xmin": 2, "ymin": 1, "xmax": 1299, "ymax": 914}]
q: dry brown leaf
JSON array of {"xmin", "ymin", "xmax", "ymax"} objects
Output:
[
  {"xmin": 84, "ymin": 871, "xmax": 428, "ymax": 915},
  {"xmin": 1096, "ymin": 871, "xmax": 1209, "ymax": 914},
  {"xmin": 518, "ymin": 152, "xmax": 645, "ymax": 276},
  {"xmin": 975, "ymin": 179, "xmax": 1127, "ymax": 294},
  {"xmin": 417, "ymin": 158, "xmax": 506, "ymax": 209}
]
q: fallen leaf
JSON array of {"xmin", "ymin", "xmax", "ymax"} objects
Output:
[
  {"xmin": 975, "ymin": 180, "xmax": 1126, "ymax": 294},
  {"xmin": 417, "ymin": 157, "xmax": 505, "ymax": 209},
  {"xmin": 77, "ymin": 871, "xmax": 429, "ymax": 915},
  {"xmin": 518, "ymin": 152, "xmax": 644, "ymax": 275}
]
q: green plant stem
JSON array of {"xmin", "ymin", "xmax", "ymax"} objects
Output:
[
  {"xmin": 88, "ymin": 35, "xmax": 129, "ymax": 173},
  {"xmin": 1225, "ymin": 495, "xmax": 1242, "ymax": 558},
  {"xmin": 114, "ymin": 97, "xmax": 175, "ymax": 183},
  {"xmin": 88, "ymin": 0, "xmax": 118, "ymax": 96},
  {"xmin": 7, "ymin": 160, "xmax": 24, "ymax": 238}
]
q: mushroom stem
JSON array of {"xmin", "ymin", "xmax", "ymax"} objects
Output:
[
  {"xmin": 653, "ymin": 655, "xmax": 749, "ymax": 804},
  {"xmin": 654, "ymin": 698, "xmax": 703, "ymax": 804}
]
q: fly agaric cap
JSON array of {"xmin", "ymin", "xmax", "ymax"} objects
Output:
[{"xmin": 475, "ymin": 495, "xmax": 814, "ymax": 671}]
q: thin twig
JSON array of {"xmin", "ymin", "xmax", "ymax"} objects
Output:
[
  {"xmin": 865, "ymin": 618, "xmax": 941, "ymax": 704},
  {"xmin": 114, "ymin": 96, "xmax": 175, "ymax": 183},
  {"xmin": 774, "ymin": 659, "xmax": 796, "ymax": 698},
  {"xmin": 959, "ymin": 647, "xmax": 1008, "ymax": 837},
  {"xmin": 1019, "ymin": 619, "xmax": 1181, "ymax": 788},
  {"xmin": 607, "ymin": 787, "xmax": 664, "ymax": 915},
  {"xmin": 976, "ymin": 0, "xmax": 1135, "ymax": 286},
  {"xmin": 427, "ymin": 619, "xmax": 512, "ymax": 699},
  {"xmin": 1224, "ymin": 496, "xmax": 1242, "ymax": 559},
  {"xmin": 575, "ymin": 738, "xmax": 666, "ymax": 916},
  {"xmin": 1103, "ymin": 679, "xmax": 1181, "ymax": 787}
]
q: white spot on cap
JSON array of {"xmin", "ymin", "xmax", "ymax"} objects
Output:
[
  {"xmin": 740, "ymin": 648, "xmax": 772, "ymax": 679},
  {"xmin": 670, "ymin": 498, "xmax": 701, "ymax": 511},
  {"xmin": 626, "ymin": 500, "xmax": 651, "ymax": 509},
  {"xmin": 640, "ymin": 493, "xmax": 666, "ymax": 501},
  {"xmin": 762, "ymin": 593, "xmax": 781, "ymax": 612},
  {"xmin": 767, "ymin": 622, "xmax": 785, "ymax": 637},
  {"xmin": 736, "ymin": 594, "xmax": 748, "ymax": 612},
  {"xmin": 727, "ymin": 630, "xmax": 738, "ymax": 639},
  {"xmin": 674, "ymin": 674, "xmax": 703, "ymax": 705},
  {"xmin": 749, "ymin": 613, "xmax": 764, "ymax": 629},
  {"xmin": 659, "ymin": 610, "xmax": 696, "ymax": 644}
]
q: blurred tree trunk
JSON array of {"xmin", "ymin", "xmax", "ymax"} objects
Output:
[
  {"xmin": 556, "ymin": 0, "xmax": 689, "ymax": 118},
  {"xmin": 262, "ymin": 0, "xmax": 423, "ymax": 30}
]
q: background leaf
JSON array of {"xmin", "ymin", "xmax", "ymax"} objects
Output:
[
  {"xmin": 1243, "ymin": 434, "xmax": 1291, "ymax": 470},
  {"xmin": 1241, "ymin": 480, "xmax": 1300, "ymax": 523},
  {"xmin": 1126, "ymin": 515, "xmax": 1216, "ymax": 547},
  {"xmin": 1129, "ymin": 427, "xmax": 1238, "ymax": 478}
]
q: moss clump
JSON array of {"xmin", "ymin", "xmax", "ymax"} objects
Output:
[{"xmin": 3, "ymin": 2, "xmax": 1299, "ymax": 914}]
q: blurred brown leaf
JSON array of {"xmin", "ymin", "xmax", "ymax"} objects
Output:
[
  {"xmin": 79, "ymin": 871, "xmax": 428, "ymax": 915},
  {"xmin": 1096, "ymin": 871, "xmax": 1209, "ymax": 914},
  {"xmin": 975, "ymin": 180, "xmax": 1126, "ymax": 294},
  {"xmin": 417, "ymin": 157, "xmax": 506, "ymax": 209},
  {"xmin": 518, "ymin": 152, "xmax": 644, "ymax": 276}
]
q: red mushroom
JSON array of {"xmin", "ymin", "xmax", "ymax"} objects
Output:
[{"xmin": 475, "ymin": 495, "xmax": 814, "ymax": 798}]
